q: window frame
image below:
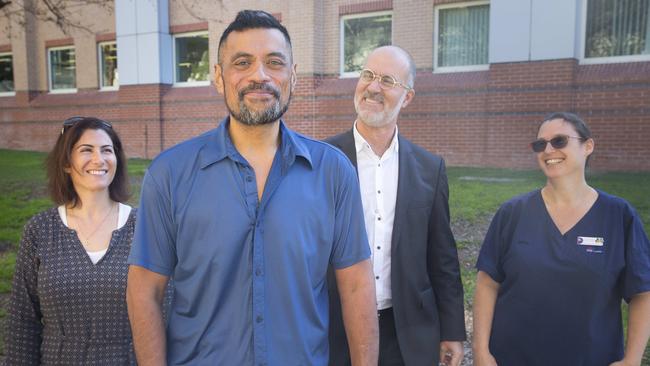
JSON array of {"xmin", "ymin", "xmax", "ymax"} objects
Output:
[
  {"xmin": 98, "ymin": 41, "xmax": 118, "ymax": 91},
  {"xmin": 172, "ymin": 31, "xmax": 211, "ymax": 87},
  {"xmin": 47, "ymin": 45, "xmax": 77, "ymax": 93},
  {"xmin": 0, "ymin": 51, "xmax": 15, "ymax": 97},
  {"xmin": 579, "ymin": 0, "xmax": 650, "ymax": 65},
  {"xmin": 433, "ymin": 0, "xmax": 490, "ymax": 74},
  {"xmin": 339, "ymin": 10, "xmax": 393, "ymax": 78}
]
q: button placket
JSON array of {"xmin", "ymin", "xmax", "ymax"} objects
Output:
[{"xmin": 251, "ymin": 208, "xmax": 267, "ymax": 363}]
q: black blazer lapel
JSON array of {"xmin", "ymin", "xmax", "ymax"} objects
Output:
[{"xmin": 326, "ymin": 129, "xmax": 358, "ymax": 170}]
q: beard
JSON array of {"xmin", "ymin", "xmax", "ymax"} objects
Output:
[
  {"xmin": 354, "ymin": 91, "xmax": 400, "ymax": 128},
  {"xmin": 226, "ymin": 82, "xmax": 291, "ymax": 126}
]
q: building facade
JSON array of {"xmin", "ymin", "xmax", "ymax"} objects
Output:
[{"xmin": 0, "ymin": 0, "xmax": 649, "ymax": 170}]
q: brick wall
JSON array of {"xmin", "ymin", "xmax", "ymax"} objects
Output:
[{"xmin": 1, "ymin": 58, "xmax": 649, "ymax": 171}]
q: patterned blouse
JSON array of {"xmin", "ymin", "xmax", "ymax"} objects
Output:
[{"xmin": 6, "ymin": 206, "xmax": 136, "ymax": 365}]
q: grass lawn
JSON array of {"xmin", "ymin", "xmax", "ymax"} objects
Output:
[{"xmin": 0, "ymin": 149, "xmax": 648, "ymax": 363}]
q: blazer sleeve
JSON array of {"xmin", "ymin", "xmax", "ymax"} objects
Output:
[
  {"xmin": 427, "ymin": 159, "xmax": 467, "ymax": 341},
  {"xmin": 6, "ymin": 217, "xmax": 43, "ymax": 365}
]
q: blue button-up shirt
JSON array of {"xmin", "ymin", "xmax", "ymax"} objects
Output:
[{"xmin": 129, "ymin": 118, "xmax": 370, "ymax": 365}]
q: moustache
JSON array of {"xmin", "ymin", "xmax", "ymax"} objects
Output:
[
  {"xmin": 239, "ymin": 82, "xmax": 281, "ymax": 99},
  {"xmin": 363, "ymin": 91, "xmax": 384, "ymax": 103}
]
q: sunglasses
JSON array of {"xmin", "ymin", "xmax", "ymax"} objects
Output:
[
  {"xmin": 359, "ymin": 69, "xmax": 413, "ymax": 91},
  {"xmin": 61, "ymin": 116, "xmax": 112, "ymax": 135},
  {"xmin": 530, "ymin": 135, "xmax": 584, "ymax": 153}
]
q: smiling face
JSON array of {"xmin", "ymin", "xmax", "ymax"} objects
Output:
[
  {"xmin": 214, "ymin": 27, "xmax": 296, "ymax": 126},
  {"xmin": 65, "ymin": 129, "xmax": 117, "ymax": 196},
  {"xmin": 536, "ymin": 118, "xmax": 594, "ymax": 180},
  {"xmin": 354, "ymin": 47, "xmax": 414, "ymax": 129}
]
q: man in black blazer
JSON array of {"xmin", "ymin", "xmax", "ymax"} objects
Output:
[{"xmin": 327, "ymin": 46, "xmax": 466, "ymax": 366}]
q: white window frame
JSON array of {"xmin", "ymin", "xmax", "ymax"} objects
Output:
[
  {"xmin": 172, "ymin": 31, "xmax": 210, "ymax": 87},
  {"xmin": 98, "ymin": 41, "xmax": 118, "ymax": 91},
  {"xmin": 340, "ymin": 11, "xmax": 393, "ymax": 78},
  {"xmin": 48, "ymin": 46, "xmax": 77, "ymax": 93},
  {"xmin": 433, "ymin": 0, "xmax": 490, "ymax": 74},
  {"xmin": 579, "ymin": 0, "xmax": 650, "ymax": 65},
  {"xmin": 0, "ymin": 51, "xmax": 15, "ymax": 97}
]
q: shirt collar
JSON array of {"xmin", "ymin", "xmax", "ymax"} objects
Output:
[
  {"xmin": 278, "ymin": 119, "xmax": 313, "ymax": 172},
  {"xmin": 352, "ymin": 120, "xmax": 399, "ymax": 155},
  {"xmin": 199, "ymin": 117, "xmax": 312, "ymax": 170}
]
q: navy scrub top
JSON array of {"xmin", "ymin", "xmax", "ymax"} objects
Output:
[{"xmin": 476, "ymin": 189, "xmax": 650, "ymax": 366}]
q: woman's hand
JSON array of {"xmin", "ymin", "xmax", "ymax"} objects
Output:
[
  {"xmin": 472, "ymin": 271, "xmax": 500, "ymax": 366},
  {"xmin": 609, "ymin": 359, "xmax": 638, "ymax": 366},
  {"xmin": 472, "ymin": 350, "xmax": 498, "ymax": 366}
]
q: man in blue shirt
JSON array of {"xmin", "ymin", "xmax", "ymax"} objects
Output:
[{"xmin": 126, "ymin": 10, "xmax": 378, "ymax": 366}]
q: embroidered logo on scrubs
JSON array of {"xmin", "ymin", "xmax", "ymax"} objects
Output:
[{"xmin": 577, "ymin": 236, "xmax": 604, "ymax": 253}]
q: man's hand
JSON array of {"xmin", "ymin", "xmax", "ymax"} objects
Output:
[{"xmin": 439, "ymin": 341, "xmax": 463, "ymax": 366}]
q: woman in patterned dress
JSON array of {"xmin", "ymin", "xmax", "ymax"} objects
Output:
[{"xmin": 6, "ymin": 117, "xmax": 136, "ymax": 364}]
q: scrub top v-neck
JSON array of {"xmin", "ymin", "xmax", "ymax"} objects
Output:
[{"xmin": 476, "ymin": 189, "xmax": 650, "ymax": 366}]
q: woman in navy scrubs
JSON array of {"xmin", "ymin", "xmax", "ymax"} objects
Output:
[{"xmin": 472, "ymin": 112, "xmax": 650, "ymax": 366}]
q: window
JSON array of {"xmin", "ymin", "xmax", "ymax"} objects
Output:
[
  {"xmin": 583, "ymin": 0, "xmax": 650, "ymax": 62},
  {"xmin": 48, "ymin": 46, "xmax": 76, "ymax": 92},
  {"xmin": 173, "ymin": 32, "xmax": 209, "ymax": 86},
  {"xmin": 434, "ymin": 1, "xmax": 489, "ymax": 72},
  {"xmin": 341, "ymin": 12, "xmax": 392, "ymax": 76},
  {"xmin": 98, "ymin": 41, "xmax": 118, "ymax": 89},
  {"xmin": 0, "ymin": 52, "xmax": 14, "ymax": 95}
]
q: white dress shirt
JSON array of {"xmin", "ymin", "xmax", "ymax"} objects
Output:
[{"xmin": 353, "ymin": 122, "xmax": 399, "ymax": 310}]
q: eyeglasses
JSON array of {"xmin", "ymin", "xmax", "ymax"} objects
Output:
[
  {"xmin": 61, "ymin": 116, "xmax": 112, "ymax": 135},
  {"xmin": 359, "ymin": 69, "xmax": 413, "ymax": 91},
  {"xmin": 530, "ymin": 135, "xmax": 585, "ymax": 153}
]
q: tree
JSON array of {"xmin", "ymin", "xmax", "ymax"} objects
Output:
[
  {"xmin": 1, "ymin": 0, "xmax": 227, "ymax": 37},
  {"xmin": 1, "ymin": 0, "xmax": 113, "ymax": 35}
]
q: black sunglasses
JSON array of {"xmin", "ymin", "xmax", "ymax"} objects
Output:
[
  {"xmin": 61, "ymin": 116, "xmax": 112, "ymax": 135},
  {"xmin": 530, "ymin": 135, "xmax": 584, "ymax": 153}
]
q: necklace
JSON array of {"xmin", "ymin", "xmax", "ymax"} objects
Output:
[{"xmin": 70, "ymin": 203, "xmax": 116, "ymax": 247}]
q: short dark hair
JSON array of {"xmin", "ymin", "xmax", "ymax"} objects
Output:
[
  {"xmin": 218, "ymin": 10, "xmax": 292, "ymax": 65},
  {"xmin": 539, "ymin": 112, "xmax": 592, "ymax": 140},
  {"xmin": 46, "ymin": 117, "xmax": 130, "ymax": 207},
  {"xmin": 538, "ymin": 111, "xmax": 593, "ymax": 167}
]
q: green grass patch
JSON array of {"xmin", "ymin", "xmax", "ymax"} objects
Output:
[
  {"xmin": 588, "ymin": 171, "xmax": 650, "ymax": 227},
  {"xmin": 460, "ymin": 266, "xmax": 476, "ymax": 307},
  {"xmin": 126, "ymin": 158, "xmax": 151, "ymax": 177},
  {"xmin": 0, "ymin": 191, "xmax": 51, "ymax": 249},
  {"xmin": 0, "ymin": 149, "xmax": 47, "ymax": 183},
  {"xmin": 447, "ymin": 167, "xmax": 650, "ymax": 228},
  {"xmin": 447, "ymin": 167, "xmax": 546, "ymax": 223},
  {"xmin": 0, "ymin": 253, "xmax": 16, "ymax": 294}
]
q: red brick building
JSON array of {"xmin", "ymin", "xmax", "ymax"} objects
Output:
[{"xmin": 1, "ymin": 0, "xmax": 649, "ymax": 170}]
